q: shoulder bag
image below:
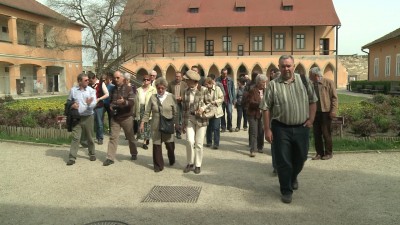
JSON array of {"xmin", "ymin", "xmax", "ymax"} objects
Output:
[{"xmin": 156, "ymin": 96, "xmax": 175, "ymax": 134}]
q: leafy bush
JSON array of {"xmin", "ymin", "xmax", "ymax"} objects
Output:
[
  {"xmin": 21, "ymin": 113, "xmax": 38, "ymax": 128},
  {"xmin": 0, "ymin": 96, "xmax": 66, "ymax": 128},
  {"xmin": 373, "ymin": 116, "xmax": 390, "ymax": 133},
  {"xmin": 351, "ymin": 119, "xmax": 377, "ymax": 137},
  {"xmin": 372, "ymin": 94, "xmax": 387, "ymax": 104}
]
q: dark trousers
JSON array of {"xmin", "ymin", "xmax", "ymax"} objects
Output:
[
  {"xmin": 248, "ymin": 115, "xmax": 264, "ymax": 152},
  {"xmin": 271, "ymin": 120, "xmax": 309, "ymax": 195},
  {"xmin": 103, "ymin": 104, "xmax": 112, "ymax": 133},
  {"xmin": 313, "ymin": 112, "xmax": 333, "ymax": 156},
  {"xmin": 153, "ymin": 142, "xmax": 175, "ymax": 171},
  {"xmin": 206, "ymin": 117, "xmax": 221, "ymax": 146},
  {"xmin": 221, "ymin": 102, "xmax": 233, "ymax": 130},
  {"xmin": 236, "ymin": 105, "xmax": 248, "ymax": 129}
]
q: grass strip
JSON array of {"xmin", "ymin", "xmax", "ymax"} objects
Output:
[{"xmin": 0, "ymin": 131, "xmax": 71, "ymax": 145}]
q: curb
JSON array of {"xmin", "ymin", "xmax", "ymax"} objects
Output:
[{"xmin": 0, "ymin": 139, "xmax": 68, "ymax": 148}]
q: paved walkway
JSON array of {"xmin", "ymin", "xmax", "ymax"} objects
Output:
[{"xmin": 1, "ymin": 127, "xmax": 399, "ymax": 224}]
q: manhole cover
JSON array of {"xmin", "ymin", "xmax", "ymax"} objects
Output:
[
  {"xmin": 84, "ymin": 221, "xmax": 129, "ymax": 225},
  {"xmin": 142, "ymin": 186, "xmax": 202, "ymax": 203}
]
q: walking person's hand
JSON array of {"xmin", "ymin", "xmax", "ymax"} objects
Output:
[
  {"xmin": 265, "ymin": 128, "xmax": 273, "ymax": 143},
  {"xmin": 139, "ymin": 122, "xmax": 145, "ymax": 133}
]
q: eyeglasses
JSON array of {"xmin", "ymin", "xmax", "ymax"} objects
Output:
[{"xmin": 143, "ymin": 79, "xmax": 150, "ymax": 81}]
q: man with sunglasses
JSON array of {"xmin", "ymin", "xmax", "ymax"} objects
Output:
[{"xmin": 66, "ymin": 73, "xmax": 97, "ymax": 166}]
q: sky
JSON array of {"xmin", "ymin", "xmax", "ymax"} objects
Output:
[
  {"xmin": 38, "ymin": 0, "xmax": 400, "ymax": 57},
  {"xmin": 333, "ymin": 0, "xmax": 400, "ymax": 55}
]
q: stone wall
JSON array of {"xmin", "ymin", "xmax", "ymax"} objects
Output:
[{"xmin": 338, "ymin": 55, "xmax": 368, "ymax": 81}]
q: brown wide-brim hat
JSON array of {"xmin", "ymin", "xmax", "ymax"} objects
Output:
[{"xmin": 183, "ymin": 70, "xmax": 200, "ymax": 81}]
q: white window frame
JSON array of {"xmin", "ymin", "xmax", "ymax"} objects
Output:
[
  {"xmin": 385, "ymin": 56, "xmax": 391, "ymax": 77},
  {"xmin": 374, "ymin": 58, "xmax": 379, "ymax": 77},
  {"xmin": 274, "ymin": 33, "xmax": 285, "ymax": 50},
  {"xmin": 187, "ymin": 37, "xmax": 196, "ymax": 52},
  {"xmin": 253, "ymin": 35, "xmax": 263, "ymax": 51},
  {"xmin": 396, "ymin": 54, "xmax": 400, "ymax": 76},
  {"xmin": 222, "ymin": 36, "xmax": 232, "ymax": 52},
  {"xmin": 296, "ymin": 34, "xmax": 305, "ymax": 49}
]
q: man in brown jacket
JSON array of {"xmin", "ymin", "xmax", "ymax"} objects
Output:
[
  {"xmin": 167, "ymin": 71, "xmax": 187, "ymax": 139},
  {"xmin": 309, "ymin": 67, "xmax": 338, "ymax": 160},
  {"xmin": 103, "ymin": 70, "xmax": 138, "ymax": 166}
]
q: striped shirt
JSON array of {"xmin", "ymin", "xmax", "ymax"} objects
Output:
[{"xmin": 260, "ymin": 73, "xmax": 318, "ymax": 125}]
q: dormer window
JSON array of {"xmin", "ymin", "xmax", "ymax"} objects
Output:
[
  {"xmin": 282, "ymin": 6, "xmax": 293, "ymax": 11},
  {"xmin": 282, "ymin": 0, "xmax": 293, "ymax": 11},
  {"xmin": 235, "ymin": 0, "xmax": 246, "ymax": 12},
  {"xmin": 144, "ymin": 9, "xmax": 154, "ymax": 15},
  {"xmin": 189, "ymin": 8, "xmax": 199, "ymax": 13},
  {"xmin": 189, "ymin": 0, "xmax": 200, "ymax": 13}
]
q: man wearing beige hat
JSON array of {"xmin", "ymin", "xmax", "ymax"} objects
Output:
[{"xmin": 181, "ymin": 70, "xmax": 209, "ymax": 174}]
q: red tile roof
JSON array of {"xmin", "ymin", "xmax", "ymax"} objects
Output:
[
  {"xmin": 362, "ymin": 27, "xmax": 400, "ymax": 49},
  {"xmin": 119, "ymin": 0, "xmax": 340, "ymax": 30},
  {"xmin": 0, "ymin": 0, "xmax": 83, "ymax": 27}
]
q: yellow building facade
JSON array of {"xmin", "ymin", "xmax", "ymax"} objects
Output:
[
  {"xmin": 0, "ymin": 1, "xmax": 83, "ymax": 96},
  {"xmin": 119, "ymin": 0, "xmax": 347, "ymax": 88}
]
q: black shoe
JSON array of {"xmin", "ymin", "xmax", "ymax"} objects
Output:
[
  {"xmin": 142, "ymin": 144, "xmax": 148, "ymax": 150},
  {"xmin": 98, "ymin": 139, "xmax": 103, "ymax": 145},
  {"xmin": 103, "ymin": 159, "xmax": 114, "ymax": 166},
  {"xmin": 281, "ymin": 194, "xmax": 292, "ymax": 204},
  {"xmin": 194, "ymin": 167, "xmax": 201, "ymax": 174},
  {"xmin": 131, "ymin": 155, "xmax": 137, "ymax": 160},
  {"xmin": 176, "ymin": 134, "xmax": 182, "ymax": 139},
  {"xmin": 145, "ymin": 139, "xmax": 150, "ymax": 145},
  {"xmin": 154, "ymin": 167, "xmax": 163, "ymax": 173},
  {"xmin": 205, "ymin": 143, "xmax": 212, "ymax": 147},
  {"xmin": 235, "ymin": 128, "xmax": 240, "ymax": 132},
  {"xmin": 89, "ymin": 155, "xmax": 96, "ymax": 161},
  {"xmin": 169, "ymin": 159, "xmax": 175, "ymax": 166},
  {"xmin": 212, "ymin": 145, "xmax": 218, "ymax": 150},
  {"xmin": 183, "ymin": 164, "xmax": 194, "ymax": 173},
  {"xmin": 221, "ymin": 129, "xmax": 226, "ymax": 133},
  {"xmin": 229, "ymin": 128, "xmax": 233, "ymax": 132},
  {"xmin": 292, "ymin": 179, "xmax": 299, "ymax": 190},
  {"xmin": 243, "ymin": 127, "xmax": 248, "ymax": 131},
  {"xmin": 66, "ymin": 160, "xmax": 75, "ymax": 166}
]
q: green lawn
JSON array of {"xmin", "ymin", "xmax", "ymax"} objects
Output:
[{"xmin": 337, "ymin": 93, "xmax": 367, "ymax": 104}]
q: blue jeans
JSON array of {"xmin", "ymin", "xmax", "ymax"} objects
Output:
[
  {"xmin": 271, "ymin": 120, "xmax": 309, "ymax": 195},
  {"xmin": 94, "ymin": 107, "xmax": 104, "ymax": 141},
  {"xmin": 206, "ymin": 117, "xmax": 221, "ymax": 146},
  {"xmin": 236, "ymin": 105, "xmax": 248, "ymax": 129},
  {"xmin": 221, "ymin": 102, "xmax": 233, "ymax": 130}
]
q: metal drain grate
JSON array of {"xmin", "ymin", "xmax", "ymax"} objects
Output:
[
  {"xmin": 142, "ymin": 186, "xmax": 202, "ymax": 203},
  {"xmin": 84, "ymin": 220, "xmax": 129, "ymax": 225}
]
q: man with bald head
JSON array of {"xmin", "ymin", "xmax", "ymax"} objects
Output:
[{"xmin": 103, "ymin": 70, "xmax": 138, "ymax": 166}]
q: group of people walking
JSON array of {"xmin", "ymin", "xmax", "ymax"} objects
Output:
[{"xmin": 64, "ymin": 54, "xmax": 338, "ymax": 204}]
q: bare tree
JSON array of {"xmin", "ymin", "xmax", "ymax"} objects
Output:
[{"xmin": 44, "ymin": 0, "xmax": 167, "ymax": 76}]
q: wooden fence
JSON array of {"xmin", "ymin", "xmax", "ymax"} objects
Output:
[{"xmin": 0, "ymin": 125, "xmax": 70, "ymax": 139}]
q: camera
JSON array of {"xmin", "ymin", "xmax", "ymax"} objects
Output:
[{"xmin": 112, "ymin": 108, "xmax": 119, "ymax": 116}]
